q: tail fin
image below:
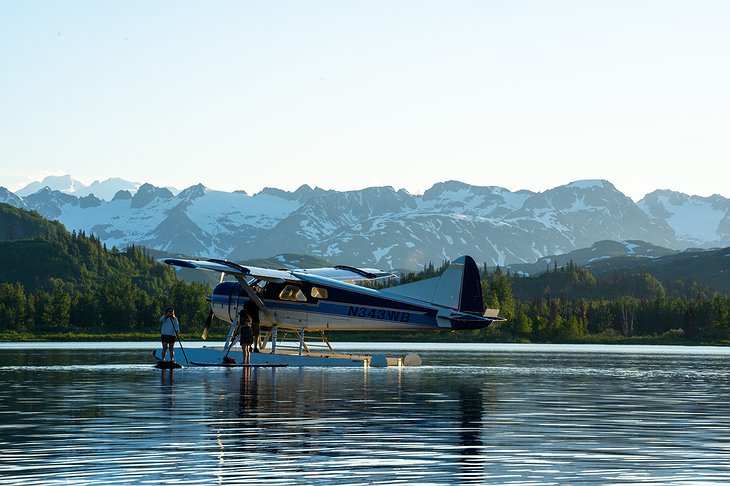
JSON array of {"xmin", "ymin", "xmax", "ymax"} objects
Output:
[{"xmin": 383, "ymin": 255, "xmax": 484, "ymax": 314}]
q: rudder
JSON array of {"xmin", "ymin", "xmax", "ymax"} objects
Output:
[{"xmin": 382, "ymin": 255, "xmax": 484, "ymax": 314}]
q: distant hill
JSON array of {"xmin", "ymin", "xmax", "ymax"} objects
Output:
[
  {"xmin": 506, "ymin": 240, "xmax": 677, "ymax": 276},
  {"xmin": 508, "ymin": 245, "xmax": 730, "ymax": 303},
  {"xmin": 508, "ymin": 239, "xmax": 730, "ymax": 294},
  {"xmin": 0, "ymin": 204, "xmax": 173, "ymax": 293},
  {"xmin": 582, "ymin": 246, "xmax": 730, "ymax": 294},
  {"xmin": 0, "ymin": 203, "xmax": 66, "ymax": 241}
]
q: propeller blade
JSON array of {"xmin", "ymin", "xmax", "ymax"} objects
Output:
[{"xmin": 201, "ymin": 310, "xmax": 214, "ymax": 340}]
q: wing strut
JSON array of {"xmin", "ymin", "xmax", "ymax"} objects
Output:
[{"xmin": 233, "ymin": 276, "xmax": 279, "ymax": 327}]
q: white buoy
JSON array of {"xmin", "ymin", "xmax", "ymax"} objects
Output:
[
  {"xmin": 403, "ymin": 353, "xmax": 422, "ymax": 366},
  {"xmin": 370, "ymin": 355, "xmax": 388, "ymax": 367}
]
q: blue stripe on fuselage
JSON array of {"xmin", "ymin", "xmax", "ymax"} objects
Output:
[
  {"xmin": 208, "ymin": 292, "xmax": 437, "ymax": 327},
  {"xmin": 209, "ymin": 281, "xmax": 439, "ymax": 328}
]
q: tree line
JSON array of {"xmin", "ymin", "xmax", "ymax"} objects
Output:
[{"xmin": 0, "ymin": 230, "xmax": 210, "ymax": 335}]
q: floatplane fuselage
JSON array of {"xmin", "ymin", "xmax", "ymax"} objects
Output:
[{"xmin": 158, "ymin": 255, "xmax": 504, "ymax": 367}]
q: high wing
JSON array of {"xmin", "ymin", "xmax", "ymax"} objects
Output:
[
  {"xmin": 162, "ymin": 258, "xmax": 395, "ymax": 283},
  {"xmin": 292, "ymin": 266, "xmax": 395, "ymax": 282},
  {"xmin": 163, "ymin": 258, "xmax": 292, "ymax": 283}
]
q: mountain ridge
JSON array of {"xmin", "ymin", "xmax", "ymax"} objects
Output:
[{"xmin": 3, "ymin": 176, "xmax": 730, "ymax": 270}]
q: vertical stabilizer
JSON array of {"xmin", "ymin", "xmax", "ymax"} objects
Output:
[{"xmin": 382, "ymin": 255, "xmax": 484, "ymax": 314}]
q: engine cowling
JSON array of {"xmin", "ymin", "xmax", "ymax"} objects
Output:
[{"xmin": 209, "ymin": 281, "xmax": 245, "ymax": 324}]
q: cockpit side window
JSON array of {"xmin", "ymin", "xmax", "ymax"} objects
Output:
[
  {"xmin": 311, "ymin": 287, "xmax": 328, "ymax": 299},
  {"xmin": 252, "ymin": 279, "xmax": 267, "ymax": 294},
  {"xmin": 279, "ymin": 285, "xmax": 307, "ymax": 302}
]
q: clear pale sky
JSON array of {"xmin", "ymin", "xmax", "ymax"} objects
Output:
[{"xmin": 1, "ymin": 1, "xmax": 728, "ymax": 200}]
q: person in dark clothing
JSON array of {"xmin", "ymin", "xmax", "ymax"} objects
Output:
[
  {"xmin": 239, "ymin": 310, "xmax": 254, "ymax": 365},
  {"xmin": 243, "ymin": 299, "xmax": 261, "ymax": 353}
]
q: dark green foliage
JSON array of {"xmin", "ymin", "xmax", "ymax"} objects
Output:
[
  {"xmin": 393, "ymin": 257, "xmax": 730, "ymax": 343},
  {"xmin": 0, "ymin": 203, "xmax": 210, "ymax": 335},
  {"xmin": 0, "ymin": 204, "xmax": 67, "ymax": 241},
  {"xmin": 498, "ymin": 261, "xmax": 730, "ymax": 342},
  {"xmin": 575, "ymin": 247, "xmax": 730, "ymax": 293},
  {"xmin": 483, "ymin": 273, "xmax": 515, "ymax": 319},
  {"xmin": 398, "ymin": 260, "xmax": 451, "ymax": 284}
]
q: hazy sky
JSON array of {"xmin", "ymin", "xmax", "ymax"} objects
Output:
[{"xmin": 2, "ymin": 1, "xmax": 728, "ymax": 200}]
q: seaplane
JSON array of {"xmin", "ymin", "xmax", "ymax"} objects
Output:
[{"xmin": 153, "ymin": 255, "xmax": 504, "ymax": 368}]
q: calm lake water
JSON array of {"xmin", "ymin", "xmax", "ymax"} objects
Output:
[{"xmin": 1, "ymin": 342, "xmax": 730, "ymax": 484}]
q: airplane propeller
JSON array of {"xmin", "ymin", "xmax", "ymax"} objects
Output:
[{"xmin": 201, "ymin": 309, "xmax": 214, "ymax": 340}]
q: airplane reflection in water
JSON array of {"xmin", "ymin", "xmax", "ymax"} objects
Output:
[{"xmin": 193, "ymin": 367, "xmax": 494, "ymax": 483}]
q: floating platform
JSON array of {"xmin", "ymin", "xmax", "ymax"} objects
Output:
[
  {"xmin": 152, "ymin": 346, "xmax": 421, "ymax": 368},
  {"xmin": 190, "ymin": 361, "xmax": 289, "ymax": 368}
]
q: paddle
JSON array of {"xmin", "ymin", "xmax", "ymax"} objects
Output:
[
  {"xmin": 221, "ymin": 320, "xmax": 243, "ymax": 364},
  {"xmin": 173, "ymin": 326, "xmax": 190, "ymax": 367}
]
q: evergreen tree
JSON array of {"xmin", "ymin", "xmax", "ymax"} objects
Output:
[{"xmin": 710, "ymin": 292, "xmax": 730, "ymax": 339}]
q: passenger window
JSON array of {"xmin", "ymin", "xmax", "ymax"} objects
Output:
[
  {"xmin": 311, "ymin": 287, "xmax": 328, "ymax": 299},
  {"xmin": 279, "ymin": 285, "xmax": 307, "ymax": 302}
]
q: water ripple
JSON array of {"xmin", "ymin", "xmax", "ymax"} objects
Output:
[{"xmin": 1, "ymin": 346, "xmax": 730, "ymax": 484}]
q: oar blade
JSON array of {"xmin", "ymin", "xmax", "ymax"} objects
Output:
[{"xmin": 201, "ymin": 310, "xmax": 214, "ymax": 340}]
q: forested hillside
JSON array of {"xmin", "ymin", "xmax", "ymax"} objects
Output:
[
  {"xmin": 0, "ymin": 204, "xmax": 66, "ymax": 241},
  {"xmin": 0, "ymin": 203, "xmax": 210, "ymax": 335},
  {"xmin": 478, "ymin": 261, "xmax": 730, "ymax": 343}
]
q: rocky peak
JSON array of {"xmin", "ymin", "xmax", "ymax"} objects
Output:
[
  {"xmin": 257, "ymin": 187, "xmax": 297, "ymax": 200},
  {"xmin": 0, "ymin": 187, "xmax": 27, "ymax": 209},
  {"xmin": 112, "ymin": 190, "xmax": 133, "ymax": 201},
  {"xmin": 421, "ymin": 180, "xmax": 474, "ymax": 201},
  {"xmin": 176, "ymin": 183, "xmax": 207, "ymax": 201},
  {"xmin": 130, "ymin": 183, "xmax": 174, "ymax": 209},
  {"xmin": 23, "ymin": 187, "xmax": 79, "ymax": 218},
  {"xmin": 519, "ymin": 179, "xmax": 627, "ymax": 213},
  {"xmin": 79, "ymin": 194, "xmax": 102, "ymax": 208}
]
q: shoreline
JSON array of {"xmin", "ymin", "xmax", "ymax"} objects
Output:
[{"xmin": 1, "ymin": 330, "xmax": 727, "ymax": 346}]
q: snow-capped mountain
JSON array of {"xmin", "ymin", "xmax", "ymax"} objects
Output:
[
  {"xmin": 231, "ymin": 180, "xmax": 677, "ymax": 269},
  {"xmin": 506, "ymin": 239, "xmax": 678, "ymax": 276},
  {"xmin": 638, "ymin": 190, "xmax": 730, "ymax": 248},
  {"xmin": 2, "ymin": 178, "xmax": 728, "ymax": 270},
  {"xmin": 77, "ymin": 177, "xmax": 143, "ymax": 201},
  {"xmin": 0, "ymin": 187, "xmax": 27, "ymax": 209},
  {"xmin": 16, "ymin": 175, "xmax": 144, "ymax": 201},
  {"xmin": 15, "ymin": 175, "xmax": 87, "ymax": 197}
]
